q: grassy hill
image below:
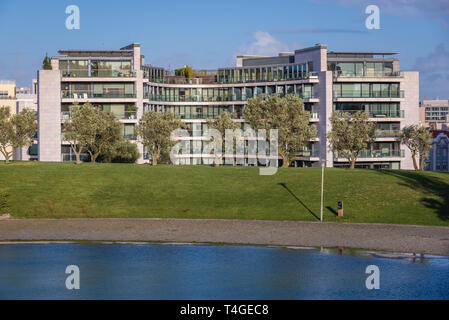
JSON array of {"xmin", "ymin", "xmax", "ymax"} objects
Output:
[{"xmin": 0, "ymin": 162, "xmax": 448, "ymax": 226}]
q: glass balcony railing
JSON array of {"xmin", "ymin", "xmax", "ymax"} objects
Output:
[
  {"xmin": 295, "ymin": 149, "xmax": 320, "ymax": 157},
  {"xmin": 335, "ymin": 110, "xmax": 404, "ymax": 118},
  {"xmin": 123, "ymin": 133, "xmax": 136, "ymax": 140},
  {"xmin": 146, "ymin": 92, "xmax": 318, "ymax": 102},
  {"xmin": 61, "ymin": 153, "xmax": 89, "ymax": 162},
  {"xmin": 309, "ymin": 112, "xmax": 319, "ymax": 119},
  {"xmin": 61, "ymin": 111, "xmax": 137, "ymax": 120},
  {"xmin": 148, "ymin": 71, "xmax": 319, "ymax": 85},
  {"xmin": 61, "ymin": 69, "xmax": 136, "ymax": 78},
  {"xmin": 336, "ymin": 149, "xmax": 405, "ymax": 159},
  {"xmin": 61, "ymin": 91, "xmax": 136, "ymax": 99},
  {"xmin": 333, "ymin": 71, "xmax": 404, "ymax": 78},
  {"xmin": 333, "ymin": 90, "xmax": 404, "ymax": 98},
  {"xmin": 375, "ymin": 129, "xmax": 402, "ymax": 138}
]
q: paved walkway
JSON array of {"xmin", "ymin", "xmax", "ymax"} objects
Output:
[{"xmin": 1, "ymin": 218, "xmax": 448, "ymax": 255}]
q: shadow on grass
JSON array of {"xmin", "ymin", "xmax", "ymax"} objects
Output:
[
  {"xmin": 378, "ymin": 170, "xmax": 449, "ymax": 221},
  {"xmin": 326, "ymin": 206, "xmax": 338, "ymax": 217},
  {"xmin": 278, "ymin": 183, "xmax": 320, "ymax": 221}
]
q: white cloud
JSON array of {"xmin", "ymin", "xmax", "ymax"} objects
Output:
[{"xmin": 237, "ymin": 31, "xmax": 294, "ymax": 57}]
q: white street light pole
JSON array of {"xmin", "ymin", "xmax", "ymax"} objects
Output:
[{"xmin": 320, "ymin": 159, "xmax": 325, "ymax": 222}]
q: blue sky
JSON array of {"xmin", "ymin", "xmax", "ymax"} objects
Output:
[{"xmin": 0, "ymin": 0, "xmax": 448, "ymax": 98}]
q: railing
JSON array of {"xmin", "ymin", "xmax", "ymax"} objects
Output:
[
  {"xmin": 61, "ymin": 153, "xmax": 89, "ymax": 162},
  {"xmin": 333, "ymin": 90, "xmax": 404, "ymax": 98},
  {"xmin": 148, "ymin": 71, "xmax": 319, "ymax": 84},
  {"xmin": 333, "ymin": 71, "xmax": 403, "ymax": 78},
  {"xmin": 61, "ymin": 69, "xmax": 136, "ymax": 78},
  {"xmin": 123, "ymin": 133, "xmax": 136, "ymax": 140},
  {"xmin": 146, "ymin": 92, "xmax": 318, "ymax": 102},
  {"xmin": 335, "ymin": 110, "xmax": 405, "ymax": 118},
  {"xmin": 61, "ymin": 111, "xmax": 137, "ymax": 120},
  {"xmin": 61, "ymin": 90, "xmax": 136, "ymax": 99},
  {"xmin": 310, "ymin": 112, "xmax": 319, "ymax": 119},
  {"xmin": 336, "ymin": 149, "xmax": 405, "ymax": 159},
  {"xmin": 375, "ymin": 130, "xmax": 402, "ymax": 138},
  {"xmin": 295, "ymin": 149, "xmax": 320, "ymax": 157}
]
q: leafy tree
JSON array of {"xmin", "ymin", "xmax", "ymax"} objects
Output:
[
  {"xmin": 97, "ymin": 139, "xmax": 139, "ymax": 163},
  {"xmin": 136, "ymin": 111, "xmax": 184, "ymax": 166},
  {"xmin": 207, "ymin": 111, "xmax": 240, "ymax": 166},
  {"xmin": 400, "ymin": 124, "xmax": 432, "ymax": 171},
  {"xmin": 327, "ymin": 111, "xmax": 376, "ymax": 169},
  {"xmin": 174, "ymin": 65, "xmax": 194, "ymax": 78},
  {"xmin": 0, "ymin": 107, "xmax": 37, "ymax": 163},
  {"xmin": 62, "ymin": 103, "xmax": 96, "ymax": 164},
  {"xmin": 62, "ymin": 103, "xmax": 122, "ymax": 164},
  {"xmin": 84, "ymin": 110, "xmax": 122, "ymax": 163},
  {"xmin": 245, "ymin": 94, "xmax": 316, "ymax": 168},
  {"xmin": 42, "ymin": 53, "xmax": 52, "ymax": 70}
]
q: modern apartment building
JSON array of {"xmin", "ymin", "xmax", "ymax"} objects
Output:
[
  {"xmin": 37, "ymin": 43, "xmax": 420, "ymax": 169},
  {"xmin": 419, "ymin": 99, "xmax": 449, "ymax": 130}
]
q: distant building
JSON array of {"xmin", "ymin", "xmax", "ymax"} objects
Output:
[
  {"xmin": 425, "ymin": 130, "xmax": 449, "ymax": 172},
  {"xmin": 420, "ymin": 99, "xmax": 449, "ymax": 130},
  {"xmin": 0, "ymin": 80, "xmax": 38, "ymax": 161}
]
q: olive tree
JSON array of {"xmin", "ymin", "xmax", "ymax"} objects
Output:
[
  {"xmin": 245, "ymin": 94, "xmax": 316, "ymax": 168},
  {"xmin": 84, "ymin": 111, "xmax": 122, "ymax": 163},
  {"xmin": 0, "ymin": 107, "xmax": 37, "ymax": 163},
  {"xmin": 136, "ymin": 111, "xmax": 184, "ymax": 166},
  {"xmin": 400, "ymin": 124, "xmax": 432, "ymax": 171},
  {"xmin": 62, "ymin": 103, "xmax": 122, "ymax": 164},
  {"xmin": 327, "ymin": 111, "xmax": 376, "ymax": 169},
  {"xmin": 207, "ymin": 111, "xmax": 240, "ymax": 166}
]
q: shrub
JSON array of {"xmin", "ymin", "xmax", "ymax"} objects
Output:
[{"xmin": 97, "ymin": 140, "xmax": 140, "ymax": 163}]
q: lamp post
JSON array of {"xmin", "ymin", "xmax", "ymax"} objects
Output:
[{"xmin": 320, "ymin": 159, "xmax": 325, "ymax": 222}]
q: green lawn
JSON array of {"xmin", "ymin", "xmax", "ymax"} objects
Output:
[{"xmin": 0, "ymin": 161, "xmax": 448, "ymax": 226}]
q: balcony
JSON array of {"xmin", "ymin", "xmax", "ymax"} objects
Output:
[
  {"xmin": 61, "ymin": 110, "xmax": 137, "ymax": 120},
  {"xmin": 61, "ymin": 69, "xmax": 136, "ymax": 78},
  {"xmin": 335, "ymin": 149, "xmax": 405, "ymax": 159},
  {"xmin": 146, "ymin": 92, "xmax": 317, "ymax": 103},
  {"xmin": 333, "ymin": 71, "xmax": 403, "ymax": 78},
  {"xmin": 148, "ymin": 71, "xmax": 319, "ymax": 84},
  {"xmin": 61, "ymin": 90, "xmax": 136, "ymax": 99},
  {"xmin": 333, "ymin": 90, "xmax": 404, "ymax": 99},
  {"xmin": 123, "ymin": 133, "xmax": 136, "ymax": 140},
  {"xmin": 335, "ymin": 110, "xmax": 404, "ymax": 118},
  {"xmin": 295, "ymin": 149, "xmax": 320, "ymax": 157},
  {"xmin": 375, "ymin": 129, "xmax": 402, "ymax": 138}
]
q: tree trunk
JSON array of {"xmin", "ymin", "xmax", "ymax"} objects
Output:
[
  {"xmin": 419, "ymin": 154, "xmax": 425, "ymax": 171},
  {"xmin": 349, "ymin": 157, "xmax": 356, "ymax": 169},
  {"xmin": 411, "ymin": 151, "xmax": 419, "ymax": 171},
  {"xmin": 75, "ymin": 152, "xmax": 81, "ymax": 165},
  {"xmin": 1, "ymin": 148, "xmax": 10, "ymax": 163},
  {"xmin": 281, "ymin": 154, "xmax": 289, "ymax": 168},
  {"xmin": 151, "ymin": 153, "xmax": 158, "ymax": 166}
]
